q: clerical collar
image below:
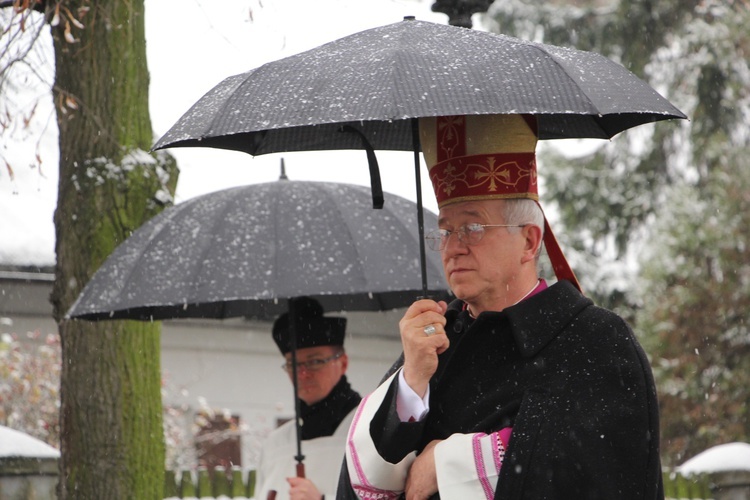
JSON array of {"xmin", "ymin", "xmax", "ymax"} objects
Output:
[
  {"xmin": 466, "ymin": 279, "xmax": 547, "ymax": 318},
  {"xmin": 298, "ymin": 375, "xmax": 360, "ymax": 440}
]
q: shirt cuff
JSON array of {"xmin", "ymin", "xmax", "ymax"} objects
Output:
[{"xmin": 396, "ymin": 368, "xmax": 430, "ymax": 422}]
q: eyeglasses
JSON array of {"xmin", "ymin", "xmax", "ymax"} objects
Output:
[
  {"xmin": 425, "ymin": 223, "xmax": 526, "ymax": 251},
  {"xmin": 281, "ymin": 350, "xmax": 344, "ymax": 373}
]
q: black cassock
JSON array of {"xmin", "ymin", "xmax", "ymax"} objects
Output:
[{"xmin": 339, "ymin": 280, "xmax": 663, "ymax": 500}]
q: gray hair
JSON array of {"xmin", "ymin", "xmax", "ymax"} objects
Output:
[
  {"xmin": 502, "ymin": 199, "xmax": 545, "ymax": 258},
  {"xmin": 503, "ymin": 199, "xmax": 544, "ymax": 229}
]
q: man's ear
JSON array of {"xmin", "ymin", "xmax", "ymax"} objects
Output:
[
  {"xmin": 339, "ymin": 353, "xmax": 349, "ymax": 373},
  {"xmin": 520, "ymin": 224, "xmax": 543, "ymax": 264}
]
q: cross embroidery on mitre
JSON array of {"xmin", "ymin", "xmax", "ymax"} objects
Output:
[
  {"xmin": 468, "ymin": 155, "xmax": 537, "ymax": 192},
  {"xmin": 436, "ymin": 115, "xmax": 466, "ymax": 161},
  {"xmin": 429, "ymin": 153, "xmax": 538, "ymax": 205},
  {"xmin": 432, "ymin": 161, "xmax": 465, "ymax": 198}
]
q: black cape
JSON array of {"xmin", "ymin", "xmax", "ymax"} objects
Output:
[{"xmin": 338, "ymin": 280, "xmax": 663, "ymax": 500}]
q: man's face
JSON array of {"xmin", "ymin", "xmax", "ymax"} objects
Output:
[
  {"xmin": 438, "ymin": 200, "xmax": 527, "ymax": 308},
  {"xmin": 284, "ymin": 345, "xmax": 348, "ymax": 405}
]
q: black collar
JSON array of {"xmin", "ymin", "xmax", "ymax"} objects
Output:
[
  {"xmin": 446, "ymin": 280, "xmax": 592, "ymax": 358},
  {"xmin": 298, "ymin": 375, "xmax": 361, "ymax": 440}
]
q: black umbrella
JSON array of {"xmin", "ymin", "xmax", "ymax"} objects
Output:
[
  {"xmin": 67, "ymin": 178, "xmax": 448, "ymax": 321},
  {"xmin": 152, "ymin": 18, "xmax": 687, "ymax": 291},
  {"xmin": 153, "ymin": 18, "xmax": 686, "ymax": 154},
  {"xmin": 67, "ymin": 175, "xmax": 449, "ymax": 475}
]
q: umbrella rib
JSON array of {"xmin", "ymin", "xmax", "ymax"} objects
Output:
[
  {"xmin": 189, "ymin": 188, "xmax": 249, "ymax": 308},
  {"xmin": 522, "ymin": 42, "xmax": 611, "ymax": 136},
  {"xmin": 84, "ymin": 197, "xmax": 199, "ymax": 318},
  {"xmin": 270, "ymin": 182, "xmax": 282, "ymax": 298},
  {"xmin": 204, "ymin": 71, "xmax": 258, "ymax": 140},
  {"xmin": 325, "ymin": 183, "xmax": 382, "ymax": 309},
  {"xmin": 388, "ymin": 33, "xmax": 407, "ymax": 123}
]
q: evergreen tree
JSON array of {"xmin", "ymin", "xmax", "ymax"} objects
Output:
[
  {"xmin": 636, "ymin": 147, "xmax": 750, "ymax": 466},
  {"xmin": 487, "ymin": 0, "xmax": 692, "ymax": 309},
  {"xmin": 487, "ymin": 0, "xmax": 750, "ymax": 465}
]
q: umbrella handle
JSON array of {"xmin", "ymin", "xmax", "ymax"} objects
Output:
[{"xmin": 265, "ymin": 463, "xmax": 304, "ymax": 500}]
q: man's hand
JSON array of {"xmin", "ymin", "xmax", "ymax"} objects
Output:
[
  {"xmin": 286, "ymin": 476, "xmax": 322, "ymax": 500},
  {"xmin": 405, "ymin": 439, "xmax": 441, "ymax": 499},
  {"xmin": 400, "ymin": 300, "xmax": 449, "ymax": 397}
]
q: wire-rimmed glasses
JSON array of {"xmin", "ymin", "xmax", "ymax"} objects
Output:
[
  {"xmin": 425, "ymin": 223, "xmax": 526, "ymax": 251},
  {"xmin": 281, "ymin": 350, "xmax": 344, "ymax": 373}
]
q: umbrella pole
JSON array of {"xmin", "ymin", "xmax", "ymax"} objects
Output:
[
  {"xmin": 411, "ymin": 118, "xmax": 429, "ymax": 297},
  {"xmin": 287, "ymin": 298, "xmax": 306, "ymax": 476}
]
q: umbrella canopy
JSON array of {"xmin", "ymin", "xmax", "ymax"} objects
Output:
[
  {"xmin": 153, "ymin": 18, "xmax": 687, "ymax": 156},
  {"xmin": 66, "ymin": 178, "xmax": 449, "ymax": 322}
]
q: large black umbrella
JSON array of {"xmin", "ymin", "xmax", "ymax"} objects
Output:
[
  {"xmin": 153, "ymin": 18, "xmax": 685, "ymax": 153},
  {"xmin": 67, "ymin": 176, "xmax": 449, "ymax": 475},
  {"xmin": 67, "ymin": 178, "xmax": 448, "ymax": 321},
  {"xmin": 152, "ymin": 17, "xmax": 687, "ymax": 289}
]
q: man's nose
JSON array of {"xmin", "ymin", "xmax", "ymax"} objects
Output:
[{"xmin": 443, "ymin": 231, "xmax": 469, "ymax": 255}]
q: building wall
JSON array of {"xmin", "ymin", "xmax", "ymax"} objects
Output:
[
  {"xmin": 160, "ymin": 316, "xmax": 402, "ymax": 467},
  {"xmin": 0, "ymin": 273, "xmax": 404, "ymax": 467}
]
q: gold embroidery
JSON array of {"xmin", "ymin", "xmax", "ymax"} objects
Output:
[
  {"xmin": 437, "ymin": 116, "xmax": 464, "ymax": 160},
  {"xmin": 468, "ymin": 157, "xmax": 532, "ymax": 192},
  {"xmin": 472, "ymin": 157, "xmax": 510, "ymax": 192},
  {"xmin": 435, "ymin": 162, "xmax": 465, "ymax": 197},
  {"xmin": 429, "ymin": 152, "xmax": 538, "ymax": 208}
]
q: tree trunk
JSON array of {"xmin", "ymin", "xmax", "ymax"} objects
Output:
[{"xmin": 49, "ymin": 1, "xmax": 178, "ymax": 498}]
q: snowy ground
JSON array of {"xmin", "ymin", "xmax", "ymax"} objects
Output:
[
  {"xmin": 0, "ymin": 425, "xmax": 59, "ymax": 458},
  {"xmin": 677, "ymin": 442, "xmax": 750, "ymax": 475}
]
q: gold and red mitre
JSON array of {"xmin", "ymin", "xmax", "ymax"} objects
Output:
[
  {"xmin": 420, "ymin": 114, "xmax": 538, "ymax": 207},
  {"xmin": 419, "ymin": 114, "xmax": 582, "ymax": 291}
]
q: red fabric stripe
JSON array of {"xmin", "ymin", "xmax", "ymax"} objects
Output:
[
  {"xmin": 428, "ymin": 153, "xmax": 538, "ymax": 207},
  {"xmin": 436, "ymin": 116, "xmax": 466, "ymax": 162},
  {"xmin": 542, "ymin": 216, "xmax": 582, "ymax": 292}
]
